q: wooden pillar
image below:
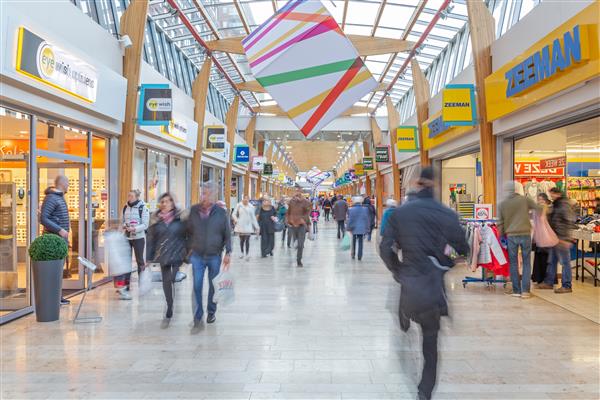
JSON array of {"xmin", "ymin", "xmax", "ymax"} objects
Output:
[
  {"xmin": 467, "ymin": 0, "xmax": 497, "ymax": 207},
  {"xmin": 224, "ymin": 96, "xmax": 240, "ymax": 210},
  {"xmin": 255, "ymin": 141, "xmax": 264, "ymax": 199},
  {"xmin": 243, "ymin": 116, "xmax": 256, "ymax": 198},
  {"xmin": 411, "ymin": 59, "xmax": 431, "ymax": 167},
  {"xmin": 386, "ymin": 95, "xmax": 402, "ymax": 201},
  {"xmin": 190, "ymin": 59, "xmax": 212, "ymax": 204},
  {"xmin": 370, "ymin": 117, "xmax": 384, "ymax": 221},
  {"xmin": 117, "ymin": 0, "xmax": 149, "ymax": 207},
  {"xmin": 363, "ymin": 141, "xmax": 372, "ymax": 197}
]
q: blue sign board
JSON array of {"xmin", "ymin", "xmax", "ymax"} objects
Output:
[{"xmin": 234, "ymin": 145, "xmax": 250, "ymax": 163}]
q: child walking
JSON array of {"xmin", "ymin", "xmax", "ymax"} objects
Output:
[{"xmin": 310, "ymin": 206, "xmax": 320, "ymax": 235}]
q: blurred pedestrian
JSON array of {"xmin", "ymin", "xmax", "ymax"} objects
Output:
[
  {"xmin": 347, "ymin": 196, "xmax": 370, "ymax": 261},
  {"xmin": 333, "ymin": 194, "xmax": 348, "ymax": 239},
  {"xmin": 537, "ymin": 188, "xmax": 575, "ymax": 293},
  {"xmin": 532, "ymin": 193, "xmax": 553, "ymax": 284},
  {"xmin": 380, "ymin": 198, "xmax": 398, "ymax": 236},
  {"xmin": 323, "ymin": 196, "xmax": 332, "ymax": 221},
  {"xmin": 186, "ymin": 183, "xmax": 231, "ymax": 325},
  {"xmin": 286, "ymin": 190, "xmax": 311, "ymax": 267},
  {"xmin": 362, "ymin": 197, "xmax": 377, "ymax": 241},
  {"xmin": 310, "ymin": 205, "xmax": 320, "ymax": 234},
  {"xmin": 379, "ymin": 167, "xmax": 468, "ymax": 400},
  {"xmin": 146, "ymin": 193, "xmax": 187, "ymax": 319},
  {"xmin": 233, "ymin": 195, "xmax": 259, "ymax": 261},
  {"xmin": 257, "ymin": 197, "xmax": 277, "ymax": 258},
  {"xmin": 498, "ymin": 181, "xmax": 538, "ymax": 299},
  {"xmin": 276, "ymin": 198, "xmax": 289, "ymax": 246}
]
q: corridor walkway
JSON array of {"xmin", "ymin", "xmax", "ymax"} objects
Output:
[{"xmin": 1, "ymin": 221, "xmax": 599, "ymax": 400}]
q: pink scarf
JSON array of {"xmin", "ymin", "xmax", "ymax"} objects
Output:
[{"xmin": 159, "ymin": 209, "xmax": 175, "ymax": 225}]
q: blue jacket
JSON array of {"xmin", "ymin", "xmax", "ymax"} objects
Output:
[
  {"xmin": 347, "ymin": 205, "xmax": 371, "ymax": 235},
  {"xmin": 380, "ymin": 207, "xmax": 396, "ymax": 235},
  {"xmin": 40, "ymin": 187, "xmax": 70, "ymax": 234}
]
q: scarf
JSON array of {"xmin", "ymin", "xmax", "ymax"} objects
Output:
[{"xmin": 158, "ymin": 209, "xmax": 175, "ymax": 225}]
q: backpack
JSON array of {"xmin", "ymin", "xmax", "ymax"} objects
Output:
[{"xmin": 122, "ymin": 204, "xmax": 147, "ymax": 233}]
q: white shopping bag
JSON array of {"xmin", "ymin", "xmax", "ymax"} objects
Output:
[
  {"xmin": 138, "ymin": 269, "xmax": 153, "ymax": 296},
  {"xmin": 212, "ymin": 270, "xmax": 235, "ymax": 306},
  {"xmin": 104, "ymin": 231, "xmax": 134, "ymax": 277}
]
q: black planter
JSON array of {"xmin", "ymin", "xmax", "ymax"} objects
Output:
[{"xmin": 32, "ymin": 259, "xmax": 64, "ymax": 322}]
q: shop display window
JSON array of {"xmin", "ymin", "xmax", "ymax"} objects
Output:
[
  {"xmin": 169, "ymin": 156, "xmax": 186, "ymax": 208},
  {"xmin": 147, "ymin": 150, "xmax": 168, "ymax": 211},
  {"xmin": 514, "ymin": 117, "xmax": 600, "ymax": 216},
  {"xmin": 133, "ymin": 147, "xmax": 147, "ymax": 201},
  {"xmin": 91, "ymin": 136, "xmax": 109, "ymax": 281},
  {"xmin": 36, "ymin": 119, "xmax": 88, "ymax": 159},
  {"xmin": 441, "ymin": 152, "xmax": 484, "ymax": 217}
]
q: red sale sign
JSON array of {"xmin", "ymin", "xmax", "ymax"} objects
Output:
[{"xmin": 514, "ymin": 162, "xmax": 564, "ymax": 177}]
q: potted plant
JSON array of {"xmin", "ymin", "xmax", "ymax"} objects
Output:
[{"xmin": 29, "ymin": 234, "xmax": 68, "ymax": 322}]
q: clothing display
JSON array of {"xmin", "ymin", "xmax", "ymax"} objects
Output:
[{"xmin": 465, "ymin": 221, "xmax": 509, "ymax": 277}]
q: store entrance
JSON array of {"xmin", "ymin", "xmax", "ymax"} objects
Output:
[{"xmin": 37, "ymin": 163, "xmax": 87, "ymax": 290}]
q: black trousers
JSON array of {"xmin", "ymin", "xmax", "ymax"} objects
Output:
[
  {"xmin": 161, "ymin": 263, "xmax": 178, "ymax": 309},
  {"xmin": 336, "ymin": 220, "xmax": 345, "ymax": 238},
  {"xmin": 121, "ymin": 238, "xmax": 145, "ymax": 289},
  {"xmin": 324, "ymin": 209, "xmax": 330, "ymax": 221},
  {"xmin": 289, "ymin": 226, "xmax": 307, "ymax": 263},
  {"xmin": 352, "ymin": 234, "xmax": 364, "ymax": 260},
  {"xmin": 260, "ymin": 232, "xmax": 275, "ymax": 256},
  {"xmin": 239, "ymin": 234, "xmax": 251, "ymax": 255},
  {"xmin": 281, "ymin": 225, "xmax": 287, "ymax": 243},
  {"xmin": 312, "ymin": 221, "xmax": 318, "ymax": 234},
  {"xmin": 413, "ymin": 308, "xmax": 441, "ymax": 400}
]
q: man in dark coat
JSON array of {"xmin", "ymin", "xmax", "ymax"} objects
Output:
[
  {"xmin": 40, "ymin": 175, "xmax": 71, "ymax": 305},
  {"xmin": 379, "ymin": 167, "xmax": 468, "ymax": 400},
  {"xmin": 332, "ymin": 195, "xmax": 348, "ymax": 239}
]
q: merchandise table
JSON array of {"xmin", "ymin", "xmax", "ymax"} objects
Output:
[{"xmin": 572, "ymin": 229, "xmax": 600, "ymax": 286}]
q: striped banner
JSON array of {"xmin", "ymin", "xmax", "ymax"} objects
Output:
[{"xmin": 242, "ymin": 0, "xmax": 377, "ymax": 138}]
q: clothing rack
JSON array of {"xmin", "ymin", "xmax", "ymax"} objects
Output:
[{"xmin": 461, "ymin": 218, "xmax": 507, "ymax": 288}]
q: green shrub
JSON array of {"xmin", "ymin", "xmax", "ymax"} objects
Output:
[{"xmin": 28, "ymin": 234, "xmax": 68, "ymax": 261}]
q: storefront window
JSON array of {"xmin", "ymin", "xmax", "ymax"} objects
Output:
[
  {"xmin": 169, "ymin": 156, "xmax": 186, "ymax": 208},
  {"xmin": 133, "ymin": 147, "xmax": 146, "ymax": 201},
  {"xmin": 514, "ymin": 117, "xmax": 600, "ymax": 216},
  {"xmin": 202, "ymin": 165, "xmax": 213, "ymax": 183},
  {"xmin": 36, "ymin": 119, "xmax": 89, "ymax": 159},
  {"xmin": 91, "ymin": 136, "xmax": 109, "ymax": 281},
  {"xmin": 147, "ymin": 149, "xmax": 168, "ymax": 211},
  {"xmin": 441, "ymin": 152, "xmax": 483, "ymax": 216},
  {"xmin": 0, "ymin": 106, "xmax": 31, "ymax": 313}
]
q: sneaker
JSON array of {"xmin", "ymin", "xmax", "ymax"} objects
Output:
[
  {"xmin": 297, "ymin": 262, "xmax": 303, "ymax": 268},
  {"xmin": 60, "ymin": 297, "xmax": 70, "ymax": 306},
  {"xmin": 239, "ymin": 254, "xmax": 244, "ymax": 259},
  {"xmin": 503, "ymin": 286, "xmax": 513, "ymax": 295},
  {"xmin": 521, "ymin": 292, "xmax": 532, "ymax": 299},
  {"xmin": 511, "ymin": 293, "xmax": 521, "ymax": 298},
  {"xmin": 554, "ymin": 287, "xmax": 572, "ymax": 294},
  {"xmin": 207, "ymin": 313, "xmax": 216, "ymax": 324},
  {"xmin": 536, "ymin": 283, "xmax": 554, "ymax": 290},
  {"xmin": 118, "ymin": 288, "xmax": 132, "ymax": 300}
]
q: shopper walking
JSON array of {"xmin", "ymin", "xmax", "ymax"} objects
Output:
[
  {"xmin": 286, "ymin": 191, "xmax": 311, "ymax": 267},
  {"xmin": 276, "ymin": 198, "xmax": 289, "ymax": 246},
  {"xmin": 333, "ymin": 194, "xmax": 348, "ymax": 239},
  {"xmin": 380, "ymin": 199, "xmax": 398, "ymax": 236},
  {"xmin": 363, "ymin": 197, "xmax": 377, "ymax": 241},
  {"xmin": 186, "ymin": 183, "xmax": 232, "ymax": 325},
  {"xmin": 347, "ymin": 196, "xmax": 370, "ymax": 261},
  {"xmin": 537, "ymin": 188, "xmax": 575, "ymax": 293},
  {"xmin": 310, "ymin": 206, "xmax": 320, "ymax": 235},
  {"xmin": 40, "ymin": 175, "xmax": 71, "ymax": 306},
  {"xmin": 257, "ymin": 198, "xmax": 277, "ymax": 258},
  {"xmin": 146, "ymin": 193, "xmax": 187, "ymax": 319},
  {"xmin": 117, "ymin": 189, "xmax": 150, "ymax": 300},
  {"xmin": 379, "ymin": 167, "xmax": 468, "ymax": 400},
  {"xmin": 498, "ymin": 181, "xmax": 538, "ymax": 298},
  {"xmin": 233, "ymin": 195, "xmax": 259, "ymax": 260},
  {"xmin": 322, "ymin": 197, "xmax": 332, "ymax": 221}
]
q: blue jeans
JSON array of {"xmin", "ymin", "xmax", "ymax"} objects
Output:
[
  {"xmin": 507, "ymin": 235, "xmax": 532, "ymax": 294},
  {"xmin": 544, "ymin": 245, "xmax": 572, "ymax": 289},
  {"xmin": 191, "ymin": 253, "xmax": 221, "ymax": 321}
]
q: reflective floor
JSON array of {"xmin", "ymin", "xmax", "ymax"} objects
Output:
[{"xmin": 1, "ymin": 222, "xmax": 599, "ymax": 399}]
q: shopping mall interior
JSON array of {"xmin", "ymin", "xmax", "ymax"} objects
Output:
[{"xmin": 0, "ymin": 0, "xmax": 599, "ymax": 399}]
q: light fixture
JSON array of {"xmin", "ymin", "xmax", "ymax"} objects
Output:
[{"xmin": 118, "ymin": 35, "xmax": 133, "ymax": 51}]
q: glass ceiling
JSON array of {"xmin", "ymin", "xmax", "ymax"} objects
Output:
[{"xmin": 148, "ymin": 0, "xmax": 470, "ymax": 112}]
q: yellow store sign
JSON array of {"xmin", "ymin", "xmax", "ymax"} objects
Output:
[
  {"xmin": 442, "ymin": 84, "xmax": 476, "ymax": 125},
  {"xmin": 485, "ymin": 2, "xmax": 599, "ymax": 121},
  {"xmin": 396, "ymin": 126, "xmax": 419, "ymax": 152}
]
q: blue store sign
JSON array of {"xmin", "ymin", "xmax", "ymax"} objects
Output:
[{"xmin": 234, "ymin": 145, "xmax": 250, "ymax": 163}]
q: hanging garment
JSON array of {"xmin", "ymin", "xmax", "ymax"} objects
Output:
[
  {"xmin": 478, "ymin": 225, "xmax": 509, "ymax": 276},
  {"xmin": 469, "ymin": 226, "xmax": 482, "ymax": 272},
  {"xmin": 514, "ymin": 181, "xmax": 525, "ymax": 196}
]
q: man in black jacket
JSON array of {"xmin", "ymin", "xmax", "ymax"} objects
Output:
[
  {"xmin": 40, "ymin": 175, "xmax": 71, "ymax": 305},
  {"xmin": 379, "ymin": 167, "xmax": 468, "ymax": 400},
  {"xmin": 186, "ymin": 183, "xmax": 232, "ymax": 326}
]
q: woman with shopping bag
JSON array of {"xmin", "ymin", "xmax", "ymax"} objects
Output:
[{"xmin": 146, "ymin": 193, "xmax": 187, "ymax": 319}]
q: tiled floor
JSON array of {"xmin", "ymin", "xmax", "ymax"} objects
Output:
[{"xmin": 1, "ymin": 221, "xmax": 599, "ymax": 400}]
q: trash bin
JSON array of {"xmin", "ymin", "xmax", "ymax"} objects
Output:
[{"xmin": 32, "ymin": 259, "xmax": 63, "ymax": 322}]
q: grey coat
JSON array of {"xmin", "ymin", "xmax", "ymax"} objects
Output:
[
  {"xmin": 40, "ymin": 187, "xmax": 69, "ymax": 234},
  {"xmin": 333, "ymin": 199, "xmax": 348, "ymax": 221}
]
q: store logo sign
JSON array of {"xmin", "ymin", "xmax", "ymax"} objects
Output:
[
  {"xmin": 159, "ymin": 119, "xmax": 187, "ymax": 143},
  {"xmin": 442, "ymin": 85, "xmax": 477, "ymax": 125},
  {"xmin": 234, "ymin": 145, "xmax": 250, "ymax": 163},
  {"xmin": 16, "ymin": 27, "xmax": 98, "ymax": 103},
  {"xmin": 505, "ymin": 25, "xmax": 589, "ymax": 98},
  {"xmin": 427, "ymin": 115, "xmax": 449, "ymax": 138},
  {"xmin": 138, "ymin": 84, "xmax": 172, "ymax": 126},
  {"xmin": 146, "ymin": 98, "xmax": 172, "ymax": 112},
  {"xmin": 204, "ymin": 126, "xmax": 226, "ymax": 152},
  {"xmin": 396, "ymin": 126, "xmax": 419, "ymax": 152}
]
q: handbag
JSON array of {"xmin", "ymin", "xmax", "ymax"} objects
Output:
[
  {"xmin": 274, "ymin": 220, "xmax": 284, "ymax": 232},
  {"xmin": 533, "ymin": 210, "xmax": 559, "ymax": 248}
]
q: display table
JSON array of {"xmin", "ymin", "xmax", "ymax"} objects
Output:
[{"xmin": 572, "ymin": 229, "xmax": 600, "ymax": 286}]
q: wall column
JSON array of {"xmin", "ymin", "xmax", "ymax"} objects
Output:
[
  {"xmin": 467, "ymin": 0, "xmax": 497, "ymax": 206},
  {"xmin": 243, "ymin": 116, "xmax": 256, "ymax": 198},
  {"xmin": 224, "ymin": 96, "xmax": 240, "ymax": 210},
  {"xmin": 117, "ymin": 0, "xmax": 149, "ymax": 207},
  {"xmin": 190, "ymin": 59, "xmax": 212, "ymax": 204},
  {"xmin": 386, "ymin": 95, "xmax": 402, "ymax": 201},
  {"xmin": 370, "ymin": 117, "xmax": 384, "ymax": 221},
  {"xmin": 411, "ymin": 59, "xmax": 431, "ymax": 168},
  {"xmin": 255, "ymin": 141, "xmax": 264, "ymax": 199}
]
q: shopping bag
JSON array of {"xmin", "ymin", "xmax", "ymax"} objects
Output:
[
  {"xmin": 138, "ymin": 269, "xmax": 153, "ymax": 296},
  {"xmin": 533, "ymin": 210, "xmax": 559, "ymax": 248},
  {"xmin": 104, "ymin": 231, "xmax": 134, "ymax": 277},
  {"xmin": 340, "ymin": 233, "xmax": 351, "ymax": 251},
  {"xmin": 274, "ymin": 221, "xmax": 284, "ymax": 232},
  {"xmin": 212, "ymin": 270, "xmax": 235, "ymax": 306}
]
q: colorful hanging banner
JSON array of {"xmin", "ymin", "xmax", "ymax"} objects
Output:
[
  {"xmin": 442, "ymin": 84, "xmax": 477, "ymax": 126},
  {"xmin": 396, "ymin": 126, "xmax": 419, "ymax": 152},
  {"xmin": 363, "ymin": 157, "xmax": 374, "ymax": 171}
]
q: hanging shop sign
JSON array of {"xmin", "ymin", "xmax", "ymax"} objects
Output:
[
  {"xmin": 442, "ymin": 84, "xmax": 476, "ymax": 126},
  {"xmin": 159, "ymin": 119, "xmax": 187, "ymax": 143},
  {"xmin": 234, "ymin": 145, "xmax": 250, "ymax": 163},
  {"xmin": 251, "ymin": 156, "xmax": 266, "ymax": 172},
  {"xmin": 363, "ymin": 157, "xmax": 374, "ymax": 171},
  {"xmin": 396, "ymin": 126, "xmax": 419, "ymax": 152},
  {"xmin": 354, "ymin": 163, "xmax": 364, "ymax": 176},
  {"xmin": 485, "ymin": 2, "xmax": 599, "ymax": 121},
  {"xmin": 540, "ymin": 156, "xmax": 566, "ymax": 169},
  {"xmin": 474, "ymin": 204, "xmax": 493, "ymax": 220},
  {"xmin": 15, "ymin": 27, "xmax": 98, "ymax": 103},
  {"xmin": 204, "ymin": 126, "xmax": 225, "ymax": 152},
  {"xmin": 514, "ymin": 161, "xmax": 565, "ymax": 177},
  {"xmin": 278, "ymin": 172, "xmax": 286, "ymax": 182},
  {"xmin": 138, "ymin": 84, "xmax": 172, "ymax": 126},
  {"xmin": 263, "ymin": 163, "xmax": 273, "ymax": 176},
  {"xmin": 375, "ymin": 145, "xmax": 390, "ymax": 163},
  {"xmin": 422, "ymin": 110, "xmax": 475, "ymax": 150}
]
